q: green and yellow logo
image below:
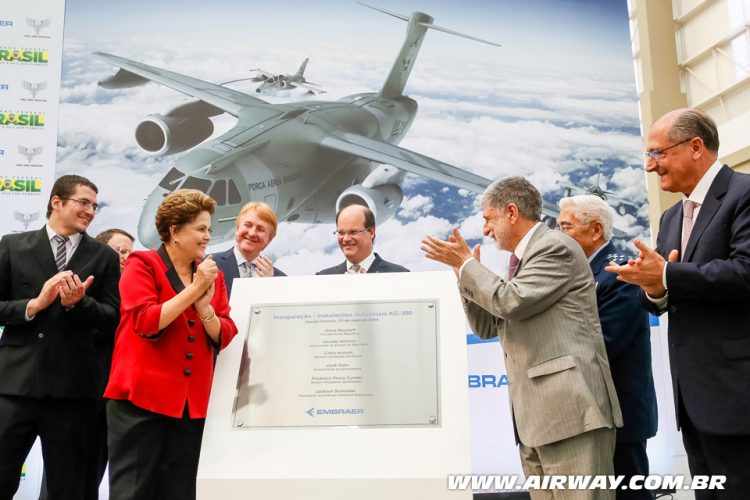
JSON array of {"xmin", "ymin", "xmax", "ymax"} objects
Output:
[
  {"xmin": 0, "ymin": 112, "xmax": 45, "ymax": 127},
  {"xmin": 0, "ymin": 177, "xmax": 43, "ymax": 193},
  {"xmin": 21, "ymin": 463, "xmax": 27, "ymax": 478},
  {"xmin": 0, "ymin": 48, "xmax": 48, "ymax": 64}
]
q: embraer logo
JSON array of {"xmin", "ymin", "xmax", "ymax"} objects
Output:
[
  {"xmin": 18, "ymin": 145, "xmax": 43, "ymax": 163},
  {"xmin": 306, "ymin": 407, "xmax": 365, "ymax": 417},
  {"xmin": 22, "ymin": 80, "xmax": 46, "ymax": 99},
  {"xmin": 26, "ymin": 18, "xmax": 50, "ymax": 36}
]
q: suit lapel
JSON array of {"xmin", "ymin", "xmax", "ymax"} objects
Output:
[
  {"xmin": 517, "ymin": 224, "xmax": 548, "ymax": 273},
  {"xmin": 66, "ymin": 233, "xmax": 92, "ymax": 272},
  {"xmin": 218, "ymin": 248, "xmax": 239, "ymax": 293},
  {"xmin": 590, "ymin": 241, "xmax": 616, "ymax": 276},
  {"xmin": 683, "ymin": 165, "xmax": 731, "ymax": 262},
  {"xmin": 367, "ymin": 253, "xmax": 382, "ymax": 273},
  {"xmin": 31, "ymin": 226, "xmax": 58, "ymax": 277}
]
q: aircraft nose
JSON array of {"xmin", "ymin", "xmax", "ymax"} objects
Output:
[{"xmin": 137, "ymin": 192, "xmax": 164, "ymax": 249}]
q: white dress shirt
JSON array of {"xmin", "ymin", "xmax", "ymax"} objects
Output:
[{"xmin": 346, "ymin": 252, "xmax": 375, "ymax": 274}]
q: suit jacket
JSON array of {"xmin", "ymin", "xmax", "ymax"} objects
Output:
[
  {"xmin": 642, "ymin": 165, "xmax": 750, "ymax": 435},
  {"xmin": 316, "ymin": 252, "xmax": 409, "ymax": 275},
  {"xmin": 460, "ymin": 225, "xmax": 622, "ymax": 448},
  {"xmin": 591, "ymin": 241, "xmax": 657, "ymax": 443},
  {"xmin": 0, "ymin": 227, "xmax": 120, "ymax": 399},
  {"xmin": 212, "ymin": 247, "xmax": 286, "ymax": 296},
  {"xmin": 104, "ymin": 247, "xmax": 237, "ymax": 418}
]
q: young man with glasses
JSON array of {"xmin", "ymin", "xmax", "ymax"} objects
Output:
[
  {"xmin": 0, "ymin": 174, "xmax": 120, "ymax": 500},
  {"xmin": 317, "ymin": 205, "xmax": 408, "ymax": 274}
]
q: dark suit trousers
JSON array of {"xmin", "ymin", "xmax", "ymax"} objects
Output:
[
  {"xmin": 107, "ymin": 399, "xmax": 205, "ymax": 500},
  {"xmin": 0, "ymin": 395, "xmax": 95, "ymax": 500},
  {"xmin": 679, "ymin": 398, "xmax": 750, "ymax": 500},
  {"xmin": 613, "ymin": 440, "xmax": 652, "ymax": 500}
]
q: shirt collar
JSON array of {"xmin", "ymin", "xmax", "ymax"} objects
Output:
[
  {"xmin": 588, "ymin": 240, "xmax": 610, "ymax": 263},
  {"xmin": 233, "ymin": 245, "xmax": 251, "ymax": 268},
  {"xmin": 45, "ymin": 224, "xmax": 82, "ymax": 247},
  {"xmin": 686, "ymin": 160, "xmax": 722, "ymax": 205},
  {"xmin": 347, "ymin": 251, "xmax": 375, "ymax": 272},
  {"xmin": 513, "ymin": 222, "xmax": 543, "ymax": 261}
]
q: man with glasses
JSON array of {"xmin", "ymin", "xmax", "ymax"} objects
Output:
[
  {"xmin": 0, "ymin": 175, "xmax": 120, "ymax": 500},
  {"xmin": 317, "ymin": 205, "xmax": 408, "ymax": 274},
  {"xmin": 607, "ymin": 108, "xmax": 750, "ymax": 500},
  {"xmin": 558, "ymin": 195, "xmax": 657, "ymax": 500}
]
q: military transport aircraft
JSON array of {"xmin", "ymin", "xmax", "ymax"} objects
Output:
[
  {"xmin": 249, "ymin": 58, "xmax": 325, "ymax": 95},
  {"xmin": 95, "ymin": 3, "xmax": 522, "ymax": 248}
]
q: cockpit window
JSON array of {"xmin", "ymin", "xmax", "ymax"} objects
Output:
[
  {"xmin": 180, "ymin": 176, "xmax": 211, "ymax": 193},
  {"xmin": 158, "ymin": 167, "xmax": 185, "ymax": 192},
  {"xmin": 209, "ymin": 180, "xmax": 227, "ymax": 205},
  {"xmin": 228, "ymin": 180, "xmax": 241, "ymax": 205}
]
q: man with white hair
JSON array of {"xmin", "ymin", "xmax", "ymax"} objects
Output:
[{"xmin": 558, "ymin": 195, "xmax": 657, "ymax": 500}]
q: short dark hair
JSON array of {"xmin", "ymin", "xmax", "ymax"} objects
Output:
[
  {"xmin": 155, "ymin": 189, "xmax": 216, "ymax": 243},
  {"xmin": 336, "ymin": 204, "xmax": 375, "ymax": 229},
  {"xmin": 482, "ymin": 176, "xmax": 542, "ymax": 221},
  {"xmin": 668, "ymin": 109, "xmax": 720, "ymax": 152},
  {"xmin": 47, "ymin": 175, "xmax": 98, "ymax": 218},
  {"xmin": 95, "ymin": 228, "xmax": 135, "ymax": 245}
]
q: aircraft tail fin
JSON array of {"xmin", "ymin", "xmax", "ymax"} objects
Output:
[
  {"xmin": 357, "ymin": 2, "xmax": 500, "ymax": 98},
  {"xmin": 295, "ymin": 58, "xmax": 309, "ymax": 80}
]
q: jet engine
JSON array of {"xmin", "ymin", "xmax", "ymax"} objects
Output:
[
  {"xmin": 335, "ymin": 183, "xmax": 403, "ymax": 224},
  {"xmin": 134, "ymin": 100, "xmax": 221, "ymax": 155}
]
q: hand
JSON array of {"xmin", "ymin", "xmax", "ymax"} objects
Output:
[
  {"xmin": 27, "ymin": 271, "xmax": 73, "ymax": 316},
  {"xmin": 195, "ymin": 282, "xmax": 215, "ymax": 315},
  {"xmin": 252, "ymin": 255, "xmax": 274, "ymax": 277},
  {"xmin": 604, "ymin": 240, "xmax": 679, "ymax": 297},
  {"xmin": 59, "ymin": 274, "xmax": 94, "ymax": 308},
  {"xmin": 421, "ymin": 228, "xmax": 474, "ymax": 271},
  {"xmin": 194, "ymin": 256, "xmax": 218, "ymax": 292}
]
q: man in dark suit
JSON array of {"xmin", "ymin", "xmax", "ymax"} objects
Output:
[
  {"xmin": 317, "ymin": 205, "xmax": 408, "ymax": 274},
  {"xmin": 213, "ymin": 201, "xmax": 285, "ymax": 296},
  {"xmin": 0, "ymin": 175, "xmax": 120, "ymax": 500},
  {"xmin": 607, "ymin": 108, "xmax": 750, "ymax": 500},
  {"xmin": 559, "ymin": 195, "xmax": 657, "ymax": 500}
]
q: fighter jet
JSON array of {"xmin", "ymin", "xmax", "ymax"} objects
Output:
[
  {"xmin": 95, "ymin": 3, "xmax": 512, "ymax": 248},
  {"xmin": 559, "ymin": 173, "xmax": 636, "ymax": 215},
  {"xmin": 250, "ymin": 58, "xmax": 325, "ymax": 95}
]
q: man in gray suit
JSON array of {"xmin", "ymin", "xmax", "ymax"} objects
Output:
[
  {"xmin": 422, "ymin": 177, "xmax": 622, "ymax": 500},
  {"xmin": 317, "ymin": 205, "xmax": 408, "ymax": 274}
]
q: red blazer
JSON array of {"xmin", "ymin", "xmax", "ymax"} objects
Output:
[{"xmin": 104, "ymin": 248, "xmax": 237, "ymax": 418}]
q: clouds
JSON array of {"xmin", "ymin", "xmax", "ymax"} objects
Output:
[{"xmin": 54, "ymin": 2, "xmax": 649, "ymax": 271}]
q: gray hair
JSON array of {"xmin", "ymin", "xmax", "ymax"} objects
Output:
[
  {"xmin": 668, "ymin": 109, "xmax": 719, "ymax": 152},
  {"xmin": 481, "ymin": 176, "xmax": 542, "ymax": 221},
  {"xmin": 558, "ymin": 194, "xmax": 614, "ymax": 241}
]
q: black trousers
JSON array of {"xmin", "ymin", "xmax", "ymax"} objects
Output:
[
  {"xmin": 613, "ymin": 439, "xmax": 653, "ymax": 500},
  {"xmin": 0, "ymin": 395, "xmax": 95, "ymax": 500},
  {"xmin": 106, "ymin": 399, "xmax": 205, "ymax": 500},
  {"xmin": 679, "ymin": 398, "xmax": 750, "ymax": 500},
  {"xmin": 39, "ymin": 398, "xmax": 108, "ymax": 500}
]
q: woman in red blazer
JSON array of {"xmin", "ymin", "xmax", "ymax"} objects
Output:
[{"xmin": 104, "ymin": 189, "xmax": 238, "ymax": 500}]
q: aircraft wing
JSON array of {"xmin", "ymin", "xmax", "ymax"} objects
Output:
[
  {"xmin": 320, "ymin": 131, "xmax": 491, "ymax": 193},
  {"xmin": 94, "ymin": 52, "xmax": 268, "ymax": 116}
]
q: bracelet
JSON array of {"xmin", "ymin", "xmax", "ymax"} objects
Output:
[{"xmin": 199, "ymin": 308, "xmax": 216, "ymax": 323}]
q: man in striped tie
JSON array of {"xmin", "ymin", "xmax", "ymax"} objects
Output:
[
  {"xmin": 0, "ymin": 175, "xmax": 120, "ymax": 500},
  {"xmin": 606, "ymin": 108, "xmax": 750, "ymax": 500}
]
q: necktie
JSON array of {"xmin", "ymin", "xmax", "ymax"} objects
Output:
[
  {"xmin": 508, "ymin": 253, "xmax": 520, "ymax": 280},
  {"xmin": 681, "ymin": 200, "xmax": 698, "ymax": 261},
  {"xmin": 53, "ymin": 234, "xmax": 69, "ymax": 271},
  {"xmin": 239, "ymin": 261, "xmax": 253, "ymax": 278},
  {"xmin": 350, "ymin": 263, "xmax": 366, "ymax": 274}
]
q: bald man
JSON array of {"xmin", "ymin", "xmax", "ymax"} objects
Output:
[
  {"xmin": 607, "ymin": 108, "xmax": 750, "ymax": 500},
  {"xmin": 317, "ymin": 205, "xmax": 408, "ymax": 274}
]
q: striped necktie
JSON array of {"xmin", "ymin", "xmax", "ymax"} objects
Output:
[
  {"xmin": 53, "ymin": 234, "xmax": 69, "ymax": 271},
  {"xmin": 349, "ymin": 263, "xmax": 366, "ymax": 274}
]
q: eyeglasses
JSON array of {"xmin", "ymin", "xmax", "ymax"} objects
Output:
[
  {"xmin": 62, "ymin": 197, "xmax": 100, "ymax": 212},
  {"xmin": 333, "ymin": 229, "xmax": 370, "ymax": 238},
  {"xmin": 643, "ymin": 138, "xmax": 692, "ymax": 161}
]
